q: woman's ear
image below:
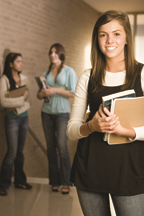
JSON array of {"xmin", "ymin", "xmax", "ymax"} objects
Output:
[{"xmin": 10, "ymin": 62, "xmax": 13, "ymax": 68}]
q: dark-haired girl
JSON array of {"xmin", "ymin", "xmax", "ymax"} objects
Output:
[
  {"xmin": 37, "ymin": 43, "xmax": 77, "ymax": 194},
  {"xmin": 67, "ymin": 10, "xmax": 144, "ymax": 216},
  {"xmin": 0, "ymin": 52, "xmax": 32, "ymax": 196}
]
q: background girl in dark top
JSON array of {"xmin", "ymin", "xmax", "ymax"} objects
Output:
[{"xmin": 67, "ymin": 10, "xmax": 144, "ymax": 216}]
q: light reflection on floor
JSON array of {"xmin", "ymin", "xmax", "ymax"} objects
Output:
[
  {"xmin": 0, "ymin": 178, "xmax": 83, "ymax": 216},
  {"xmin": 0, "ymin": 177, "xmax": 117, "ymax": 216}
]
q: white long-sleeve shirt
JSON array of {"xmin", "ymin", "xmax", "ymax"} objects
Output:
[
  {"xmin": 0, "ymin": 74, "xmax": 32, "ymax": 115},
  {"xmin": 67, "ymin": 67, "xmax": 144, "ymax": 141}
]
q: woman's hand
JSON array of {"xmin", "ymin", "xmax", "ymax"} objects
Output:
[
  {"xmin": 104, "ymin": 106, "xmax": 136, "ymax": 139},
  {"xmin": 37, "ymin": 86, "xmax": 74, "ymax": 100},
  {"xmin": 89, "ymin": 104, "xmax": 136, "ymax": 139},
  {"xmin": 43, "ymin": 86, "xmax": 56, "ymax": 97},
  {"xmin": 80, "ymin": 104, "xmax": 136, "ymax": 139},
  {"xmin": 23, "ymin": 90, "xmax": 28, "ymax": 100},
  {"xmin": 113, "ymin": 121, "xmax": 136, "ymax": 139},
  {"xmin": 37, "ymin": 86, "xmax": 54, "ymax": 100},
  {"xmin": 89, "ymin": 104, "xmax": 119, "ymax": 133},
  {"xmin": 40, "ymin": 86, "xmax": 56, "ymax": 97}
]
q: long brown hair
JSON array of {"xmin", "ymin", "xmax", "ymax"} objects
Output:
[
  {"xmin": 3, "ymin": 52, "xmax": 22, "ymax": 90},
  {"xmin": 47, "ymin": 43, "xmax": 65, "ymax": 83},
  {"xmin": 91, "ymin": 10, "xmax": 138, "ymax": 91}
]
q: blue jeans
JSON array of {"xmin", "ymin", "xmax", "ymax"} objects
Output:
[
  {"xmin": 41, "ymin": 112, "xmax": 71, "ymax": 186},
  {"xmin": 0, "ymin": 115, "xmax": 28, "ymax": 189},
  {"xmin": 77, "ymin": 188, "xmax": 144, "ymax": 216}
]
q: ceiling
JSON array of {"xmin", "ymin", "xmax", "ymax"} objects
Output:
[{"xmin": 82, "ymin": 0, "xmax": 144, "ymax": 13}]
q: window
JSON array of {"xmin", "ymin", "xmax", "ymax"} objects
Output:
[{"xmin": 135, "ymin": 14, "xmax": 144, "ymax": 63}]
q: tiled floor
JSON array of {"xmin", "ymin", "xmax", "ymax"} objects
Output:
[
  {"xmin": 0, "ymin": 177, "xmax": 116, "ymax": 216},
  {"xmin": 0, "ymin": 177, "xmax": 83, "ymax": 216}
]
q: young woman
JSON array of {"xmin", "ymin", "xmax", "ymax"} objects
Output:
[
  {"xmin": 67, "ymin": 10, "xmax": 144, "ymax": 215},
  {"xmin": 37, "ymin": 43, "xmax": 77, "ymax": 194},
  {"xmin": 0, "ymin": 52, "xmax": 32, "ymax": 196}
]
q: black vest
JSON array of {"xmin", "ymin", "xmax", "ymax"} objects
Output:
[{"xmin": 71, "ymin": 64, "xmax": 144, "ymax": 196}]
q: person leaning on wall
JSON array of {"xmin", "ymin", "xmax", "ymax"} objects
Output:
[
  {"xmin": 67, "ymin": 10, "xmax": 144, "ymax": 216},
  {"xmin": 0, "ymin": 52, "xmax": 32, "ymax": 196},
  {"xmin": 37, "ymin": 43, "xmax": 77, "ymax": 194}
]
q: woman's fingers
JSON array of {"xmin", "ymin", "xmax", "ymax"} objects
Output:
[
  {"xmin": 102, "ymin": 119, "xmax": 119, "ymax": 133},
  {"xmin": 100, "ymin": 105, "xmax": 118, "ymax": 125},
  {"xmin": 98, "ymin": 104, "xmax": 105, "ymax": 117},
  {"xmin": 42, "ymin": 88, "xmax": 51, "ymax": 97},
  {"xmin": 99, "ymin": 104, "xmax": 114, "ymax": 119},
  {"xmin": 103, "ymin": 107, "xmax": 113, "ymax": 116},
  {"xmin": 91, "ymin": 104, "xmax": 119, "ymax": 133},
  {"xmin": 99, "ymin": 117, "xmax": 119, "ymax": 132}
]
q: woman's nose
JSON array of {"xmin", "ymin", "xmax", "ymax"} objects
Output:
[
  {"xmin": 51, "ymin": 52, "xmax": 55, "ymax": 57},
  {"xmin": 107, "ymin": 35, "xmax": 114, "ymax": 43}
]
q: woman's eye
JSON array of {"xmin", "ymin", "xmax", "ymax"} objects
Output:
[
  {"xmin": 115, "ymin": 33, "xmax": 120, "ymax": 36},
  {"xmin": 100, "ymin": 34, "xmax": 105, "ymax": 37}
]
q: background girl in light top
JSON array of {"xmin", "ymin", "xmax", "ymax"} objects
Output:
[
  {"xmin": 67, "ymin": 10, "xmax": 144, "ymax": 215},
  {"xmin": 37, "ymin": 43, "xmax": 77, "ymax": 194},
  {"xmin": 0, "ymin": 52, "xmax": 32, "ymax": 196}
]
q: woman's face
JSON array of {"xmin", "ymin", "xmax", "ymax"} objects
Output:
[
  {"xmin": 49, "ymin": 47, "xmax": 61, "ymax": 65},
  {"xmin": 98, "ymin": 20, "xmax": 127, "ymax": 61},
  {"xmin": 10, "ymin": 56, "xmax": 23, "ymax": 72}
]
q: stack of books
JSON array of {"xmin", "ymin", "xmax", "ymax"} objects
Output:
[
  {"xmin": 102, "ymin": 89, "xmax": 144, "ymax": 145},
  {"xmin": 35, "ymin": 76, "xmax": 50, "ymax": 103},
  {"xmin": 8, "ymin": 85, "xmax": 26, "ymax": 98}
]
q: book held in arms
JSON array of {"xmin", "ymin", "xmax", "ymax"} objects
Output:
[
  {"xmin": 8, "ymin": 85, "xmax": 26, "ymax": 98},
  {"xmin": 102, "ymin": 89, "xmax": 136, "ymax": 141},
  {"xmin": 107, "ymin": 96, "xmax": 144, "ymax": 145},
  {"xmin": 35, "ymin": 76, "xmax": 50, "ymax": 103}
]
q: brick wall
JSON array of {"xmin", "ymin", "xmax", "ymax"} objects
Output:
[{"xmin": 0, "ymin": 0, "xmax": 100, "ymax": 177}]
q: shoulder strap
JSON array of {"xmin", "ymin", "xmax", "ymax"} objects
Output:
[{"xmin": 86, "ymin": 69, "xmax": 93, "ymax": 108}]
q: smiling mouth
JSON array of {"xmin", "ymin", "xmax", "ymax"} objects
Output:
[{"xmin": 106, "ymin": 47, "xmax": 116, "ymax": 50}]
